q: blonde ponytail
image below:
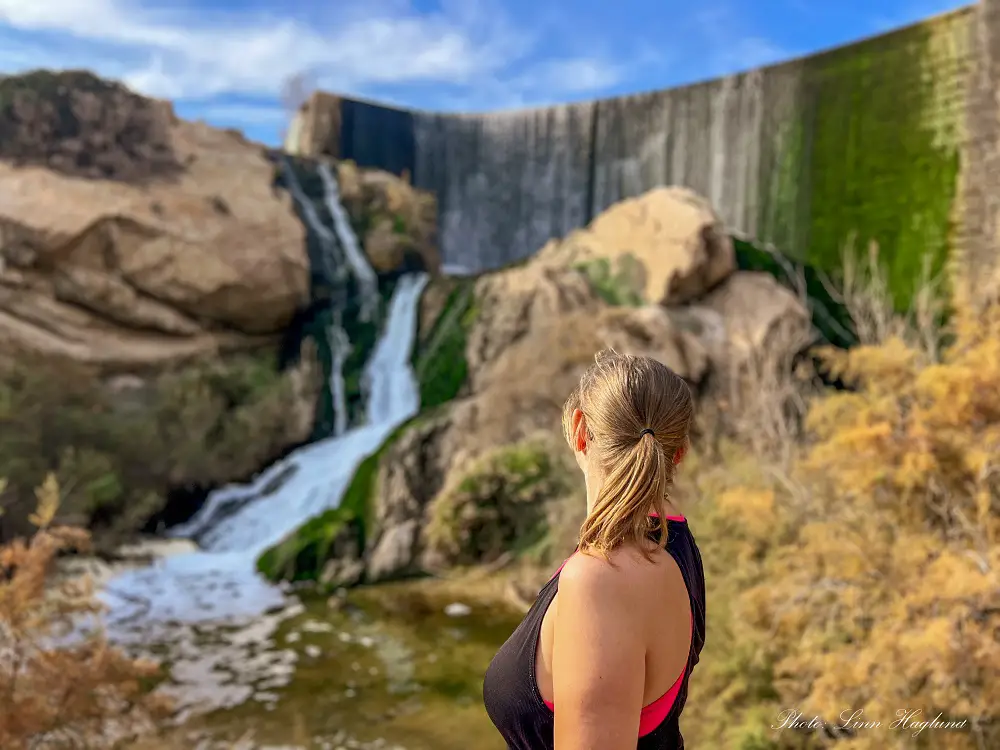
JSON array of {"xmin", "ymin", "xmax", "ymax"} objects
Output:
[{"xmin": 565, "ymin": 350, "xmax": 693, "ymax": 559}]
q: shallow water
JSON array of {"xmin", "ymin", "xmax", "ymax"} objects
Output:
[{"xmin": 170, "ymin": 579, "xmax": 521, "ymax": 750}]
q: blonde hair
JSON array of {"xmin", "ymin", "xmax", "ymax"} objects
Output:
[{"xmin": 562, "ymin": 349, "xmax": 694, "ymax": 558}]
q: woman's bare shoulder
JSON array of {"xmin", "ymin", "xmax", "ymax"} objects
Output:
[{"xmin": 560, "ymin": 544, "xmax": 676, "ymax": 602}]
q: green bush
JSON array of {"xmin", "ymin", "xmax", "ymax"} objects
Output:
[
  {"xmin": 426, "ymin": 438, "xmax": 574, "ymax": 567},
  {"xmin": 0, "ymin": 350, "xmax": 312, "ymax": 543}
]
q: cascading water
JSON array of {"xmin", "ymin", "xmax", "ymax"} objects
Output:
[
  {"xmin": 281, "ymin": 159, "xmax": 353, "ymax": 435},
  {"xmin": 100, "ymin": 273, "xmax": 429, "ymax": 632},
  {"xmin": 317, "ymin": 163, "xmax": 380, "ymax": 324},
  {"xmin": 328, "ymin": 317, "xmax": 351, "ymax": 437}
]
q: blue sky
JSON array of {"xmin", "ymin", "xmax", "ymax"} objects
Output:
[{"xmin": 0, "ymin": 0, "xmax": 969, "ymax": 145}]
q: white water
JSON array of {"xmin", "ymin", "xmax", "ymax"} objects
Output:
[
  {"xmin": 318, "ymin": 163, "xmax": 380, "ymax": 323},
  {"xmin": 280, "ymin": 159, "xmax": 346, "ymax": 285},
  {"xmin": 327, "ymin": 314, "xmax": 351, "ymax": 437},
  {"xmin": 100, "ymin": 273, "xmax": 430, "ymax": 633},
  {"xmin": 282, "ymin": 158, "xmax": 353, "ymax": 434}
]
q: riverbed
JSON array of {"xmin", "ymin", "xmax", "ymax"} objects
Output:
[{"xmin": 118, "ymin": 573, "xmax": 524, "ymax": 750}]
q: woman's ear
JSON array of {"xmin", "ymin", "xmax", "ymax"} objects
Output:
[
  {"xmin": 572, "ymin": 409, "xmax": 587, "ymax": 454},
  {"xmin": 673, "ymin": 443, "xmax": 687, "ymax": 465}
]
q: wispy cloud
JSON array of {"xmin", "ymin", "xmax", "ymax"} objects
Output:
[
  {"xmin": 0, "ymin": 0, "xmax": 616, "ymax": 104},
  {"xmin": 0, "ymin": 0, "xmax": 799, "ymax": 141}
]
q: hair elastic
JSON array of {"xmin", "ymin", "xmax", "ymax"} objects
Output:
[{"xmin": 639, "ymin": 428, "xmax": 655, "ymax": 438}]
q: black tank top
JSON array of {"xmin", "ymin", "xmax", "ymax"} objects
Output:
[{"xmin": 482, "ymin": 516, "xmax": 706, "ymax": 750}]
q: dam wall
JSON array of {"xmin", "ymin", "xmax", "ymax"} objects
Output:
[{"xmin": 289, "ymin": 5, "xmax": 992, "ymax": 305}]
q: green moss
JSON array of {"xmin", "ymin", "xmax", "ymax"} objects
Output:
[
  {"xmin": 796, "ymin": 16, "xmax": 964, "ymax": 308},
  {"xmin": 759, "ymin": 113, "xmax": 808, "ymax": 260},
  {"xmin": 255, "ymin": 415, "xmax": 418, "ymax": 582},
  {"xmin": 412, "ymin": 280, "xmax": 477, "ymax": 410},
  {"xmin": 575, "ymin": 255, "xmax": 644, "ymax": 306},
  {"xmin": 733, "ymin": 237, "xmax": 856, "ymax": 348},
  {"xmin": 392, "ymin": 214, "xmax": 407, "ymax": 235},
  {"xmin": 255, "ymin": 504, "xmax": 361, "ymax": 582}
]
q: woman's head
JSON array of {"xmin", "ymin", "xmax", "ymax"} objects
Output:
[{"xmin": 561, "ymin": 349, "xmax": 694, "ymax": 556}]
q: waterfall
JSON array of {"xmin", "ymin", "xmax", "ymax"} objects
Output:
[
  {"xmin": 280, "ymin": 159, "xmax": 347, "ymax": 286},
  {"xmin": 327, "ymin": 314, "xmax": 351, "ymax": 436},
  {"xmin": 317, "ymin": 163, "xmax": 380, "ymax": 323},
  {"xmin": 101, "ymin": 273, "xmax": 429, "ymax": 629},
  {"xmin": 281, "ymin": 158, "xmax": 352, "ymax": 434}
]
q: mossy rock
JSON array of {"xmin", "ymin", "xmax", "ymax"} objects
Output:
[
  {"xmin": 256, "ymin": 505, "xmax": 363, "ymax": 584},
  {"xmin": 412, "ymin": 279, "xmax": 477, "ymax": 410},
  {"xmin": 426, "ymin": 438, "xmax": 574, "ymax": 567}
]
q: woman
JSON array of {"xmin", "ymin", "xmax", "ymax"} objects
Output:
[{"xmin": 483, "ymin": 350, "xmax": 706, "ymax": 750}]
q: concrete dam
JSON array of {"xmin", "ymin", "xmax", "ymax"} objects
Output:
[{"xmin": 286, "ymin": 2, "xmax": 1000, "ymax": 306}]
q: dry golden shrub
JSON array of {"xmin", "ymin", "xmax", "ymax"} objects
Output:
[
  {"xmin": 682, "ymin": 253, "xmax": 999, "ymax": 750},
  {"xmin": 0, "ymin": 474, "xmax": 170, "ymax": 749}
]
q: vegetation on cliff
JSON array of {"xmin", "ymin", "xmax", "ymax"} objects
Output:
[
  {"xmin": 0, "ymin": 69, "xmax": 181, "ymax": 182},
  {"xmin": 0, "ymin": 350, "xmax": 317, "ymax": 544},
  {"xmin": 413, "ymin": 278, "xmax": 477, "ymax": 409},
  {"xmin": 0, "ymin": 474, "xmax": 170, "ymax": 748}
]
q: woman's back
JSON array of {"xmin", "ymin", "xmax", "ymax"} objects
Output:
[
  {"xmin": 483, "ymin": 516, "xmax": 706, "ymax": 749},
  {"xmin": 483, "ymin": 350, "xmax": 706, "ymax": 749}
]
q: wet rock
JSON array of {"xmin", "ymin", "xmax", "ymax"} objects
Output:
[
  {"xmin": 321, "ymin": 556, "xmax": 365, "ymax": 588},
  {"xmin": 362, "ymin": 414, "xmax": 453, "ymax": 582},
  {"xmin": 444, "ymin": 602, "xmax": 471, "ymax": 617}
]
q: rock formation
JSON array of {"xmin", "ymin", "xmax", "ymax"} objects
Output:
[
  {"xmin": 0, "ymin": 83, "xmax": 309, "ymax": 368},
  {"xmin": 533, "ymin": 186, "xmax": 735, "ymax": 306}
]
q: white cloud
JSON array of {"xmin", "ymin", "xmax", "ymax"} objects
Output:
[
  {"xmin": 0, "ymin": 0, "xmax": 610, "ymax": 104},
  {"xmin": 521, "ymin": 57, "xmax": 625, "ymax": 95}
]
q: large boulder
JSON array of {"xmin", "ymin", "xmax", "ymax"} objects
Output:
[
  {"xmin": 0, "ymin": 74, "xmax": 310, "ymax": 368},
  {"xmin": 535, "ymin": 186, "xmax": 735, "ymax": 306},
  {"xmin": 671, "ymin": 271, "xmax": 812, "ymax": 373}
]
